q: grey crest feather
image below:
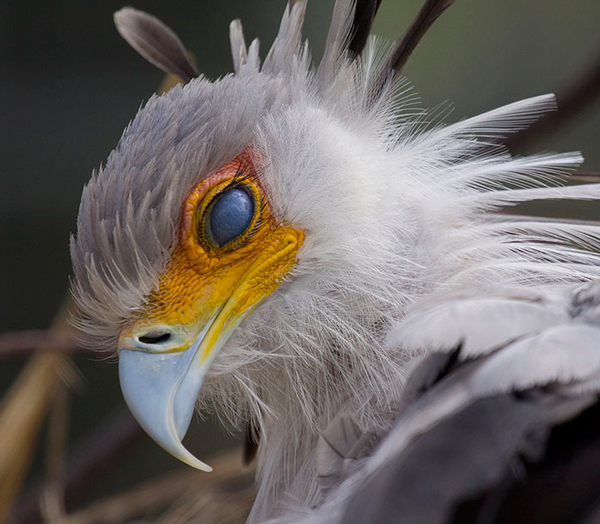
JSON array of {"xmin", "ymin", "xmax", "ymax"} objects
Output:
[
  {"xmin": 114, "ymin": 7, "xmax": 199, "ymax": 82},
  {"xmin": 229, "ymin": 19, "xmax": 248, "ymax": 75},
  {"xmin": 318, "ymin": 0, "xmax": 355, "ymax": 85},
  {"xmin": 263, "ymin": 0, "xmax": 307, "ymax": 75}
]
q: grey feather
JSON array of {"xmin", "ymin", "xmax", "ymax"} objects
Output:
[
  {"xmin": 263, "ymin": 0, "xmax": 307, "ymax": 75},
  {"xmin": 316, "ymin": 414, "xmax": 380, "ymax": 491},
  {"xmin": 72, "ymin": 2, "xmax": 600, "ymax": 522},
  {"xmin": 396, "ymin": 350, "xmax": 459, "ymax": 415},
  {"xmin": 229, "ymin": 19, "xmax": 248, "ymax": 75},
  {"xmin": 341, "ymin": 392, "xmax": 596, "ymax": 524},
  {"xmin": 307, "ymin": 279, "xmax": 600, "ymax": 523},
  {"xmin": 318, "ymin": 0, "xmax": 355, "ymax": 85},
  {"xmin": 114, "ymin": 7, "xmax": 199, "ymax": 82},
  {"xmin": 389, "ymin": 293, "xmax": 568, "ymax": 359},
  {"xmin": 469, "ymin": 324, "xmax": 600, "ymax": 393},
  {"xmin": 571, "ymin": 279, "xmax": 600, "ymax": 325},
  {"xmin": 377, "ymin": 284, "xmax": 600, "ymax": 471}
]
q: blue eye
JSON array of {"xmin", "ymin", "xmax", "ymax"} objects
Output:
[{"xmin": 205, "ymin": 186, "xmax": 255, "ymax": 247}]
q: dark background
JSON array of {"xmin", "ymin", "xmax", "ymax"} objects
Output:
[{"xmin": 2, "ymin": 0, "xmax": 600, "ymax": 507}]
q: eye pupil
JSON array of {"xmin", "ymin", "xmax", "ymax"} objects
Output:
[{"xmin": 205, "ymin": 186, "xmax": 255, "ymax": 247}]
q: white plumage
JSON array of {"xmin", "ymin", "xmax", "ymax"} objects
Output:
[{"xmin": 71, "ymin": 1, "xmax": 600, "ymax": 522}]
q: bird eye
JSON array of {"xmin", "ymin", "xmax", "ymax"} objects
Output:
[{"xmin": 204, "ymin": 185, "xmax": 256, "ymax": 247}]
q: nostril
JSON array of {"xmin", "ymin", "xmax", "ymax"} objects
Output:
[{"xmin": 138, "ymin": 331, "xmax": 172, "ymax": 345}]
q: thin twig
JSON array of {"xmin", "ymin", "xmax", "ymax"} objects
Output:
[
  {"xmin": 41, "ymin": 384, "xmax": 69, "ymax": 523},
  {"xmin": 0, "ymin": 330, "xmax": 86, "ymax": 358}
]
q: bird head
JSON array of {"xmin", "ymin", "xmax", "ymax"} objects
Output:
[{"xmin": 71, "ymin": 2, "xmax": 420, "ymax": 471}]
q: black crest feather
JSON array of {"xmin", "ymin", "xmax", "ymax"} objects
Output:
[{"xmin": 348, "ymin": 0, "xmax": 383, "ymax": 59}]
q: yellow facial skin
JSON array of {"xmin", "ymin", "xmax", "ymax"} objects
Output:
[
  {"xmin": 117, "ymin": 150, "xmax": 303, "ymax": 471},
  {"xmin": 121, "ymin": 150, "xmax": 304, "ymax": 357}
]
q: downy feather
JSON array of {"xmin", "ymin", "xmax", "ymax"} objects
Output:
[{"xmin": 70, "ymin": 1, "xmax": 600, "ymax": 521}]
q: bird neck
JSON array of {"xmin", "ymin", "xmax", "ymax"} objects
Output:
[{"xmin": 246, "ymin": 321, "xmax": 407, "ymax": 522}]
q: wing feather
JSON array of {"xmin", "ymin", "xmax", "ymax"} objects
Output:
[
  {"xmin": 327, "ymin": 281, "xmax": 600, "ymax": 524},
  {"xmin": 388, "ymin": 294, "xmax": 567, "ymax": 359}
]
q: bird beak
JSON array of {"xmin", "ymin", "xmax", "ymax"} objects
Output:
[
  {"xmin": 118, "ymin": 297, "xmax": 255, "ymax": 472},
  {"xmin": 117, "ymin": 226, "xmax": 304, "ymax": 471},
  {"xmin": 119, "ymin": 321, "xmax": 215, "ymax": 472},
  {"xmin": 119, "ymin": 344, "xmax": 213, "ymax": 470}
]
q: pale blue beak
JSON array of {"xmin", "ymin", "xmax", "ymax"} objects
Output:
[{"xmin": 119, "ymin": 323, "xmax": 215, "ymax": 472}]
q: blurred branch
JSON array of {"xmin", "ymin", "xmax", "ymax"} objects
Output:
[
  {"xmin": 508, "ymin": 50, "xmax": 600, "ymax": 151},
  {"xmin": 0, "ymin": 330, "xmax": 86, "ymax": 358},
  {"xmin": 51, "ymin": 450, "xmax": 252, "ymax": 524},
  {"xmin": 41, "ymin": 384, "xmax": 70, "ymax": 522},
  {"xmin": 569, "ymin": 172, "xmax": 600, "ymax": 183},
  {"xmin": 0, "ymin": 297, "xmax": 74, "ymax": 524},
  {"xmin": 13, "ymin": 407, "xmax": 145, "ymax": 524}
]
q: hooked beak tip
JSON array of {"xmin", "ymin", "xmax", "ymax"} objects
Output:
[{"xmin": 118, "ymin": 346, "xmax": 213, "ymax": 472}]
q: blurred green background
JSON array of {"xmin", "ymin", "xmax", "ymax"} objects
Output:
[{"xmin": 1, "ymin": 0, "xmax": 600, "ymax": 511}]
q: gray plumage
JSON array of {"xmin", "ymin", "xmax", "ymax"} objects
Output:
[
  {"xmin": 342, "ymin": 392, "xmax": 597, "ymax": 524},
  {"xmin": 71, "ymin": 1, "xmax": 600, "ymax": 522},
  {"xmin": 303, "ymin": 281, "xmax": 600, "ymax": 524}
]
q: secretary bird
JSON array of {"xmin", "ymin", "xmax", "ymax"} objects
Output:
[{"xmin": 71, "ymin": 1, "xmax": 600, "ymax": 522}]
